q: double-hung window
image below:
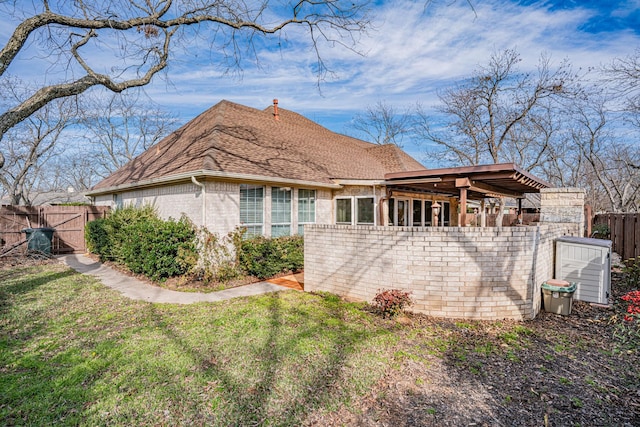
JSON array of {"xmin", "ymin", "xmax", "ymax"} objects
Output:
[
  {"xmin": 297, "ymin": 189, "xmax": 316, "ymax": 235},
  {"xmin": 271, "ymin": 187, "xmax": 292, "ymax": 237},
  {"xmin": 240, "ymin": 184, "xmax": 264, "ymax": 237}
]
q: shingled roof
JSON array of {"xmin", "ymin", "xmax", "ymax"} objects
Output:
[{"xmin": 90, "ymin": 100, "xmax": 426, "ymax": 192}]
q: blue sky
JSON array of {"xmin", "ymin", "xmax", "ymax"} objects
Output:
[
  {"xmin": 146, "ymin": 0, "xmax": 640, "ymax": 161},
  {"xmin": 2, "ymin": 0, "xmax": 640, "ymax": 164}
]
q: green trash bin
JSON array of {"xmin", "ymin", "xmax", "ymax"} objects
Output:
[
  {"xmin": 22, "ymin": 228, "xmax": 55, "ymax": 254},
  {"xmin": 542, "ymin": 280, "xmax": 577, "ymax": 316}
]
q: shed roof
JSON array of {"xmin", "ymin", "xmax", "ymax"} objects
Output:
[
  {"xmin": 89, "ymin": 100, "xmax": 425, "ymax": 194},
  {"xmin": 384, "ymin": 163, "xmax": 551, "ymax": 199}
]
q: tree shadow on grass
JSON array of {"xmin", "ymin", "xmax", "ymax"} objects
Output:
[
  {"xmin": 1, "ymin": 269, "xmax": 393, "ymax": 426},
  {"xmin": 0, "ymin": 267, "xmax": 76, "ymax": 311},
  {"xmin": 137, "ymin": 291, "xmax": 389, "ymax": 425}
]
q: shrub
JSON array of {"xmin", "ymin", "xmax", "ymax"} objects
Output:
[
  {"xmin": 591, "ymin": 223, "xmax": 610, "ymax": 239},
  {"xmin": 85, "ymin": 218, "xmax": 110, "ymax": 260},
  {"xmin": 119, "ymin": 215, "xmax": 196, "ymax": 281},
  {"xmin": 188, "ymin": 227, "xmax": 245, "ymax": 284},
  {"xmin": 85, "ymin": 205, "xmax": 196, "ymax": 281},
  {"xmin": 373, "ymin": 289, "xmax": 413, "ymax": 318},
  {"xmin": 239, "ymin": 235, "xmax": 304, "ymax": 279},
  {"xmin": 623, "ymin": 257, "xmax": 640, "ymax": 288}
]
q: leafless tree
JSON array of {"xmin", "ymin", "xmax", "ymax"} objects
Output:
[
  {"xmin": 79, "ymin": 91, "xmax": 178, "ymax": 178},
  {"xmin": 603, "ymin": 49, "xmax": 640, "ymax": 107},
  {"xmin": 570, "ymin": 91, "xmax": 640, "ymax": 212},
  {"xmin": 416, "ymin": 49, "xmax": 578, "ymax": 222},
  {"xmin": 348, "ymin": 100, "xmax": 414, "ymax": 147},
  {"xmin": 0, "ymin": 0, "xmax": 371, "ymax": 169},
  {"xmin": 0, "ymin": 80, "xmax": 76, "ymax": 205}
]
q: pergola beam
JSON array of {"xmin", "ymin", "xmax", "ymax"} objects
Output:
[{"xmin": 455, "ymin": 178, "xmax": 522, "ymax": 199}]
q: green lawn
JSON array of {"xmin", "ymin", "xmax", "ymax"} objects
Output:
[
  {"xmin": 0, "ymin": 264, "xmax": 396, "ymax": 426},
  {"xmin": 1, "ymin": 263, "xmax": 639, "ymax": 426}
]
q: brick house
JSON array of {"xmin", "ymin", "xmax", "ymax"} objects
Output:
[{"xmin": 86, "ymin": 99, "xmax": 455, "ymax": 236}]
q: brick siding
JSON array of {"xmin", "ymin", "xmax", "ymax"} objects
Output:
[{"xmin": 305, "ymin": 224, "xmax": 572, "ymax": 320}]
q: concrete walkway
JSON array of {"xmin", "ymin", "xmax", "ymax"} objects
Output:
[{"xmin": 58, "ymin": 254, "xmax": 288, "ymax": 304}]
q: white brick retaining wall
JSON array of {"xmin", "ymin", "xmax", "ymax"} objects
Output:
[{"xmin": 304, "ymin": 224, "xmax": 571, "ymax": 320}]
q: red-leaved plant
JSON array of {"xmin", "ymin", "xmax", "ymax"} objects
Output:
[
  {"xmin": 621, "ymin": 290, "xmax": 640, "ymax": 322},
  {"xmin": 373, "ymin": 289, "xmax": 413, "ymax": 318}
]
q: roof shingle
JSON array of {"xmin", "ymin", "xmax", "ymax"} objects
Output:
[{"xmin": 92, "ymin": 100, "xmax": 426, "ymax": 190}]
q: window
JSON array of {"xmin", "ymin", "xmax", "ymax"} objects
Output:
[
  {"xmin": 356, "ymin": 197, "xmax": 375, "ymax": 224},
  {"xmin": 412, "ymin": 199, "xmax": 422, "ymax": 226},
  {"xmin": 425, "ymin": 201, "xmax": 433, "ymax": 226},
  {"xmin": 271, "ymin": 187, "xmax": 292, "ymax": 237},
  {"xmin": 336, "ymin": 198, "xmax": 352, "ymax": 224},
  {"xmin": 297, "ymin": 189, "xmax": 316, "ymax": 235},
  {"xmin": 388, "ymin": 198, "xmax": 395, "ymax": 225},
  {"xmin": 442, "ymin": 201, "xmax": 451, "ymax": 226},
  {"xmin": 240, "ymin": 184, "xmax": 264, "ymax": 236},
  {"xmin": 397, "ymin": 199, "xmax": 407, "ymax": 226}
]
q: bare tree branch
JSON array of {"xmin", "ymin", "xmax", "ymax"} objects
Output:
[
  {"xmin": 0, "ymin": 0, "xmax": 371, "ymax": 166},
  {"xmin": 348, "ymin": 100, "xmax": 414, "ymax": 147}
]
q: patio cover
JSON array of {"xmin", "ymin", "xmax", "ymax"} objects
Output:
[{"xmin": 384, "ymin": 163, "xmax": 551, "ymax": 225}]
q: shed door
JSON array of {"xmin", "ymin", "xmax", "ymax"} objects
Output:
[{"xmin": 556, "ymin": 242, "xmax": 610, "ymax": 304}]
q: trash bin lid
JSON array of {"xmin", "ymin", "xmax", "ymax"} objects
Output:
[
  {"xmin": 542, "ymin": 281, "xmax": 577, "ymax": 292},
  {"xmin": 20, "ymin": 227, "xmax": 55, "ymax": 232},
  {"xmin": 546, "ymin": 279, "xmax": 571, "ymax": 287}
]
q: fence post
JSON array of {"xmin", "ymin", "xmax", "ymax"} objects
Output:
[{"xmin": 584, "ymin": 205, "xmax": 592, "ymax": 237}]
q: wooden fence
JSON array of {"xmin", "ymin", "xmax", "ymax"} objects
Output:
[
  {"xmin": 594, "ymin": 213, "xmax": 640, "ymax": 260},
  {"xmin": 0, "ymin": 205, "xmax": 110, "ymax": 255}
]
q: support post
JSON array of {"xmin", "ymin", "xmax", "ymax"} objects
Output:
[{"xmin": 459, "ymin": 187, "xmax": 468, "ymax": 227}]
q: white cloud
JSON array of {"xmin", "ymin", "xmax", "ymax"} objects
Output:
[{"xmin": 3, "ymin": 0, "xmax": 640, "ymax": 151}]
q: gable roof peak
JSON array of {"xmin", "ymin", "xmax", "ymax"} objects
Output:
[{"xmin": 90, "ymin": 99, "xmax": 426, "ymax": 192}]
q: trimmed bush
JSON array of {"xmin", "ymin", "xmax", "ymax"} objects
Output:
[
  {"xmin": 121, "ymin": 216, "xmax": 196, "ymax": 281},
  {"xmin": 239, "ymin": 235, "xmax": 304, "ymax": 279},
  {"xmin": 85, "ymin": 205, "xmax": 196, "ymax": 281},
  {"xmin": 85, "ymin": 218, "xmax": 109, "ymax": 260}
]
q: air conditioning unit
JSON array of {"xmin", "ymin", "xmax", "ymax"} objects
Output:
[{"xmin": 555, "ymin": 236, "xmax": 612, "ymax": 305}]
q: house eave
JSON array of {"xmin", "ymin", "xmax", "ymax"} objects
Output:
[
  {"xmin": 331, "ymin": 179, "xmax": 387, "ymax": 186},
  {"xmin": 85, "ymin": 170, "xmax": 343, "ymax": 197}
]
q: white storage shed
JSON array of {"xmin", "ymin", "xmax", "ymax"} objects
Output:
[{"xmin": 555, "ymin": 236, "xmax": 612, "ymax": 305}]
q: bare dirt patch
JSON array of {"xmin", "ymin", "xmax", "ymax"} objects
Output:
[{"xmin": 0, "ymin": 252, "xmax": 57, "ymax": 270}]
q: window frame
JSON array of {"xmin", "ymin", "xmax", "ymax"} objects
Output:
[
  {"xmin": 239, "ymin": 184, "xmax": 264, "ymax": 237},
  {"xmin": 335, "ymin": 197, "xmax": 354, "ymax": 225},
  {"xmin": 297, "ymin": 189, "xmax": 316, "ymax": 235},
  {"xmin": 356, "ymin": 196, "xmax": 375, "ymax": 225},
  {"xmin": 271, "ymin": 186, "xmax": 292, "ymax": 237}
]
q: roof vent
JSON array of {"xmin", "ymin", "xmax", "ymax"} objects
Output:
[{"xmin": 273, "ymin": 99, "xmax": 279, "ymax": 121}]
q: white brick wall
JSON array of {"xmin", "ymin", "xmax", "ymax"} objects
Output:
[
  {"xmin": 95, "ymin": 183, "xmax": 201, "ymax": 223},
  {"xmin": 305, "ymin": 224, "xmax": 568, "ymax": 320},
  {"xmin": 93, "ymin": 180, "xmax": 338, "ymax": 237},
  {"xmin": 206, "ymin": 181, "xmax": 240, "ymax": 235}
]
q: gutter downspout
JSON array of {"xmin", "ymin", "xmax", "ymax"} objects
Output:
[{"xmin": 191, "ymin": 176, "xmax": 206, "ymax": 227}]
